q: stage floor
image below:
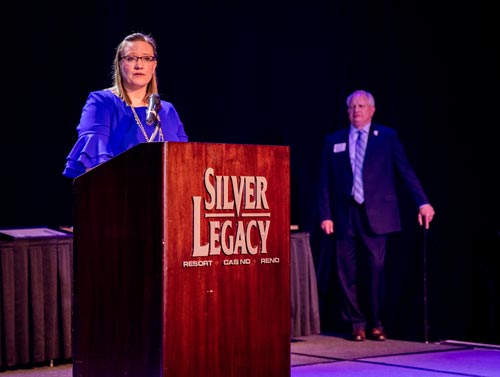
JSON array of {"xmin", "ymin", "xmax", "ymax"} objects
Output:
[
  {"xmin": 291, "ymin": 333, "xmax": 500, "ymax": 376},
  {"xmin": 2, "ymin": 333, "xmax": 500, "ymax": 376}
]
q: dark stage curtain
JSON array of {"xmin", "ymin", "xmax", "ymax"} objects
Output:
[{"xmin": 13, "ymin": 0, "xmax": 498, "ymax": 346}]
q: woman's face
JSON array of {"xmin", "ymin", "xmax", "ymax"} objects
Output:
[{"xmin": 119, "ymin": 41, "xmax": 157, "ymax": 92}]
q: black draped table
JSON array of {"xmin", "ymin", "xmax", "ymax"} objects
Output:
[
  {"xmin": 290, "ymin": 231, "xmax": 321, "ymax": 337},
  {"xmin": 0, "ymin": 228, "xmax": 73, "ymax": 369},
  {"xmin": 0, "ymin": 228, "xmax": 319, "ymax": 368}
]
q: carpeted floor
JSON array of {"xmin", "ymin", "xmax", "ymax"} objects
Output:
[
  {"xmin": 2, "ymin": 333, "xmax": 500, "ymax": 376},
  {"xmin": 291, "ymin": 333, "xmax": 500, "ymax": 376},
  {"xmin": 0, "ymin": 364, "xmax": 72, "ymax": 377},
  {"xmin": 290, "ymin": 332, "xmax": 469, "ymax": 365}
]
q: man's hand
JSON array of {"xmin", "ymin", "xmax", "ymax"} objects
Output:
[
  {"xmin": 321, "ymin": 220, "xmax": 334, "ymax": 235},
  {"xmin": 418, "ymin": 204, "xmax": 435, "ymax": 229}
]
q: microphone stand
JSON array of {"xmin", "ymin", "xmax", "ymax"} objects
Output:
[{"xmin": 148, "ymin": 118, "xmax": 161, "ymax": 142}]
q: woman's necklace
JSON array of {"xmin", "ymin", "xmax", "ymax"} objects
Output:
[{"xmin": 130, "ymin": 106, "xmax": 164, "ymax": 142}]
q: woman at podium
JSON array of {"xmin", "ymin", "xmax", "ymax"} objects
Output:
[{"xmin": 63, "ymin": 32, "xmax": 188, "ymax": 179}]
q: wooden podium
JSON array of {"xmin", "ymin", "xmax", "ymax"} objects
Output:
[{"xmin": 72, "ymin": 142, "xmax": 291, "ymax": 377}]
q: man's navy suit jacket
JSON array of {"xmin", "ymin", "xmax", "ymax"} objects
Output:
[{"xmin": 318, "ymin": 123, "xmax": 429, "ymax": 236}]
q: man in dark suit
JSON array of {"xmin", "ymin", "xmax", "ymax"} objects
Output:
[{"xmin": 318, "ymin": 89, "xmax": 435, "ymax": 341}]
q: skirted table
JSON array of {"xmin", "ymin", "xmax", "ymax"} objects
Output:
[
  {"xmin": 290, "ymin": 231, "xmax": 321, "ymax": 337},
  {"xmin": 0, "ymin": 229, "xmax": 73, "ymax": 369},
  {"xmin": 0, "ymin": 228, "xmax": 319, "ymax": 369}
]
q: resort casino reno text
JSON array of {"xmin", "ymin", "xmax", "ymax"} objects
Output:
[{"xmin": 185, "ymin": 167, "xmax": 279, "ymax": 268}]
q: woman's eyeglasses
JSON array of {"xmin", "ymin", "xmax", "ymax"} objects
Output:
[{"xmin": 120, "ymin": 56, "xmax": 157, "ymax": 64}]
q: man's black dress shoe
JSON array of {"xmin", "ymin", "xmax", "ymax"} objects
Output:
[
  {"xmin": 352, "ymin": 329, "xmax": 366, "ymax": 341},
  {"xmin": 370, "ymin": 328, "xmax": 387, "ymax": 341}
]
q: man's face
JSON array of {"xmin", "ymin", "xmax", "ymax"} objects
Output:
[{"xmin": 347, "ymin": 94, "xmax": 375, "ymax": 128}]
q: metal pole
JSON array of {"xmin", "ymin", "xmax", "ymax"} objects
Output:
[{"xmin": 423, "ymin": 227, "xmax": 429, "ymax": 343}]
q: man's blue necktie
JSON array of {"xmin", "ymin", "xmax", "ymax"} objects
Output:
[{"xmin": 353, "ymin": 130, "xmax": 366, "ymax": 204}]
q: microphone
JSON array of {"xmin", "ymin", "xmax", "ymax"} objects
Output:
[{"xmin": 146, "ymin": 93, "xmax": 161, "ymax": 126}]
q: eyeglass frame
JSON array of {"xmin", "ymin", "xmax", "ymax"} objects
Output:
[{"xmin": 120, "ymin": 55, "xmax": 157, "ymax": 64}]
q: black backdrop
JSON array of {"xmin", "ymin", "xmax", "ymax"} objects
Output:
[{"xmin": 6, "ymin": 0, "xmax": 498, "ymax": 344}]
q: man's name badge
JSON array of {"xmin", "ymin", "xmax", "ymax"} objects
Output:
[{"xmin": 333, "ymin": 143, "xmax": 346, "ymax": 153}]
